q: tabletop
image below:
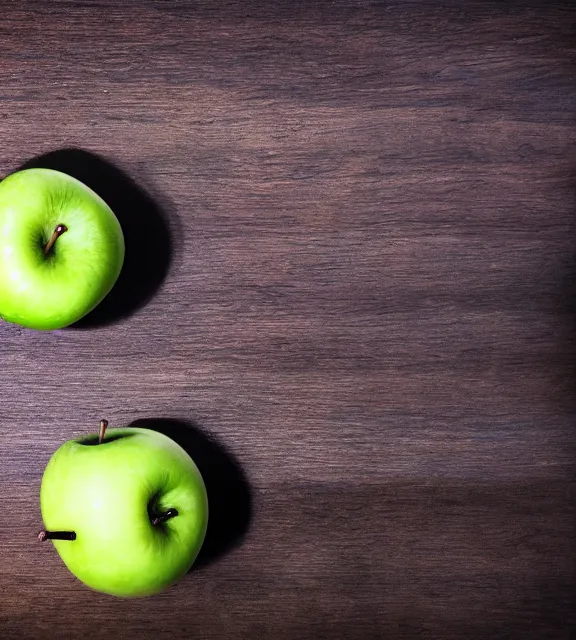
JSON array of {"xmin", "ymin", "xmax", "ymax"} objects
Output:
[{"xmin": 0, "ymin": 1, "xmax": 575, "ymax": 638}]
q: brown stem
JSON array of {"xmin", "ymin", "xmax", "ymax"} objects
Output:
[
  {"xmin": 151, "ymin": 508, "xmax": 179, "ymax": 526},
  {"xmin": 43, "ymin": 224, "xmax": 68, "ymax": 256},
  {"xmin": 98, "ymin": 419, "xmax": 108, "ymax": 444},
  {"xmin": 38, "ymin": 530, "xmax": 76, "ymax": 541}
]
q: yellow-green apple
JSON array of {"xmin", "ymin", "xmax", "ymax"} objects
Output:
[
  {"xmin": 39, "ymin": 421, "xmax": 208, "ymax": 597},
  {"xmin": 0, "ymin": 168, "xmax": 124, "ymax": 329}
]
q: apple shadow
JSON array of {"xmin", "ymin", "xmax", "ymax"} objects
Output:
[
  {"xmin": 130, "ymin": 418, "xmax": 252, "ymax": 571},
  {"xmin": 18, "ymin": 148, "xmax": 172, "ymax": 328}
]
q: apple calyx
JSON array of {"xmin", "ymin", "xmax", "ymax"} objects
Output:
[
  {"xmin": 151, "ymin": 508, "xmax": 179, "ymax": 526},
  {"xmin": 43, "ymin": 224, "xmax": 68, "ymax": 256},
  {"xmin": 38, "ymin": 530, "xmax": 76, "ymax": 541}
]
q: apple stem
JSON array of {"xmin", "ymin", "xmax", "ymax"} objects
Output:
[
  {"xmin": 38, "ymin": 530, "xmax": 76, "ymax": 541},
  {"xmin": 98, "ymin": 419, "xmax": 109, "ymax": 444},
  {"xmin": 151, "ymin": 508, "xmax": 179, "ymax": 526},
  {"xmin": 43, "ymin": 224, "xmax": 68, "ymax": 256}
]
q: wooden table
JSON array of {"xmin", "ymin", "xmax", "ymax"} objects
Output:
[{"xmin": 1, "ymin": 1, "xmax": 574, "ymax": 638}]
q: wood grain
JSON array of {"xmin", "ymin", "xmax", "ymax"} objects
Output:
[{"xmin": 0, "ymin": 1, "xmax": 575, "ymax": 638}]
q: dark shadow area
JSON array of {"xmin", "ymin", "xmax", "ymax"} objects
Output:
[
  {"xmin": 78, "ymin": 434, "xmax": 136, "ymax": 446},
  {"xmin": 130, "ymin": 418, "xmax": 252, "ymax": 570},
  {"xmin": 19, "ymin": 149, "xmax": 172, "ymax": 328}
]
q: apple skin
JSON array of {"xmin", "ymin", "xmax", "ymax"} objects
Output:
[
  {"xmin": 0, "ymin": 168, "xmax": 124, "ymax": 330},
  {"xmin": 40, "ymin": 427, "xmax": 208, "ymax": 597}
]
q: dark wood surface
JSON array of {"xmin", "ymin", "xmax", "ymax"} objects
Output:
[{"xmin": 0, "ymin": 1, "xmax": 575, "ymax": 638}]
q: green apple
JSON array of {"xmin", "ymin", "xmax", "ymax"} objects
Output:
[
  {"xmin": 0, "ymin": 168, "xmax": 124, "ymax": 330},
  {"xmin": 39, "ymin": 422, "xmax": 208, "ymax": 597}
]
